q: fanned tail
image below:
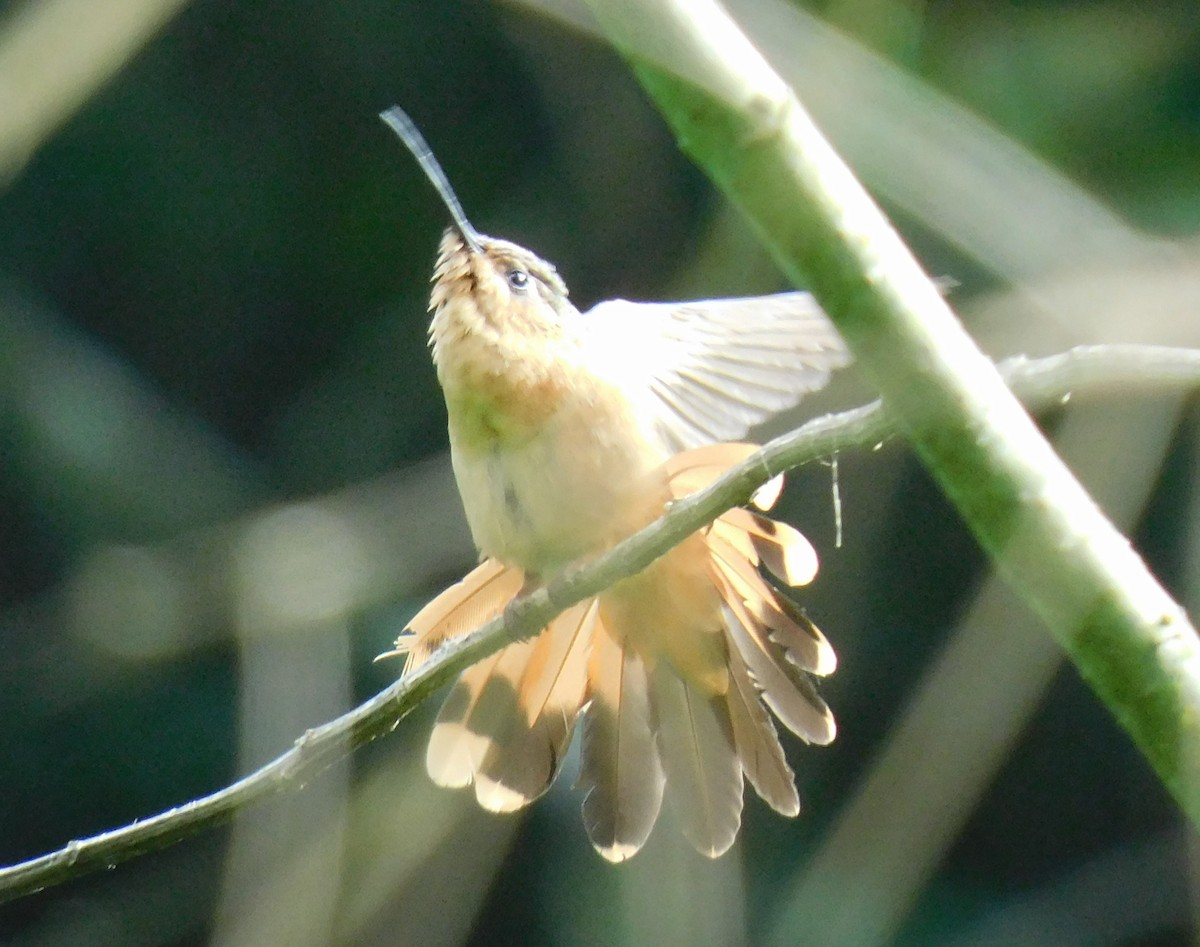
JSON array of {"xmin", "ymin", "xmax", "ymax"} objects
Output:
[
  {"xmin": 386, "ymin": 442, "xmax": 837, "ymax": 861},
  {"xmin": 575, "ymin": 443, "xmax": 837, "ymax": 860}
]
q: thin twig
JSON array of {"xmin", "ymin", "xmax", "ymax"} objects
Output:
[{"xmin": 1, "ymin": 344, "xmax": 1197, "ymax": 903}]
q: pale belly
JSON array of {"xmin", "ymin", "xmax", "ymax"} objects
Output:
[
  {"xmin": 445, "ymin": 380, "xmax": 728, "ymax": 691},
  {"xmin": 449, "ymin": 405, "xmax": 668, "ymax": 576}
]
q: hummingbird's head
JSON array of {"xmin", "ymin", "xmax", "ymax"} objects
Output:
[
  {"xmin": 378, "ymin": 107, "xmax": 575, "ymax": 340},
  {"xmin": 430, "ymin": 228, "xmax": 573, "ymax": 335}
]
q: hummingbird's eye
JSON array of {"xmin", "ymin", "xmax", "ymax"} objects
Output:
[{"xmin": 506, "ymin": 268, "xmax": 530, "ymax": 292}]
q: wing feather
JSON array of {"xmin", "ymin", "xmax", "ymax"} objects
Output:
[{"xmin": 583, "ymin": 293, "xmax": 850, "ymax": 452}]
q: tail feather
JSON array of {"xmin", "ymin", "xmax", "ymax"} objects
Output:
[
  {"xmin": 709, "ymin": 532, "xmax": 835, "ymax": 676},
  {"xmin": 427, "ymin": 600, "xmax": 593, "ymax": 811},
  {"xmin": 472, "ymin": 600, "xmax": 594, "ymax": 810},
  {"xmin": 663, "ymin": 441, "xmax": 783, "ymax": 511},
  {"xmin": 749, "ymin": 587, "xmax": 837, "ymax": 677},
  {"xmin": 718, "ymin": 583, "xmax": 836, "ymax": 746},
  {"xmin": 394, "ymin": 558, "xmax": 524, "ymax": 671},
  {"xmin": 726, "ymin": 644, "xmax": 800, "ymax": 816},
  {"xmin": 426, "ymin": 648, "xmax": 511, "ymax": 789},
  {"xmin": 663, "ymin": 442, "xmax": 760, "ymax": 484},
  {"xmin": 579, "ymin": 622, "xmax": 665, "ymax": 863},
  {"xmin": 651, "ymin": 667, "xmax": 744, "ymax": 858},
  {"xmin": 715, "ymin": 507, "xmax": 818, "ymax": 587}
]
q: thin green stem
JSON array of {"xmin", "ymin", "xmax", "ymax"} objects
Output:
[{"xmin": 1, "ymin": 344, "xmax": 1197, "ymax": 903}]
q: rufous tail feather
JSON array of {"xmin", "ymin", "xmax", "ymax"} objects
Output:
[
  {"xmin": 650, "ymin": 667, "xmax": 743, "ymax": 857},
  {"xmin": 578, "ymin": 621, "xmax": 665, "ymax": 862}
]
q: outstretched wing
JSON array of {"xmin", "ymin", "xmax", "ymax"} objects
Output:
[{"xmin": 581, "ymin": 292, "xmax": 850, "ymax": 453}]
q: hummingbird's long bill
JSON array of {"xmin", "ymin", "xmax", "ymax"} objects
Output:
[{"xmin": 380, "ymin": 105, "xmax": 483, "ymax": 254}]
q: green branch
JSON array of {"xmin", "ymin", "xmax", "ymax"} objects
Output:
[
  {"xmin": 583, "ymin": 0, "xmax": 1200, "ymax": 827},
  {"xmin": 1, "ymin": 344, "xmax": 1197, "ymax": 903}
]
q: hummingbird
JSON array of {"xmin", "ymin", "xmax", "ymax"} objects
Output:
[{"xmin": 378, "ymin": 106, "xmax": 849, "ymax": 861}]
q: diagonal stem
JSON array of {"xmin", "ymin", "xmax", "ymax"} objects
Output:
[{"xmin": 0, "ymin": 344, "xmax": 1197, "ymax": 903}]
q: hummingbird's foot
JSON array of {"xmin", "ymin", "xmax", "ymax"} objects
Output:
[{"xmin": 501, "ymin": 574, "xmax": 546, "ymax": 641}]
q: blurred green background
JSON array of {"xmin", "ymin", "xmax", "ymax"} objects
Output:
[{"xmin": 1, "ymin": 0, "xmax": 1199, "ymax": 945}]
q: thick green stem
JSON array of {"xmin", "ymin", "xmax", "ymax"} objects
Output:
[{"xmin": 584, "ymin": 0, "xmax": 1200, "ymax": 825}]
